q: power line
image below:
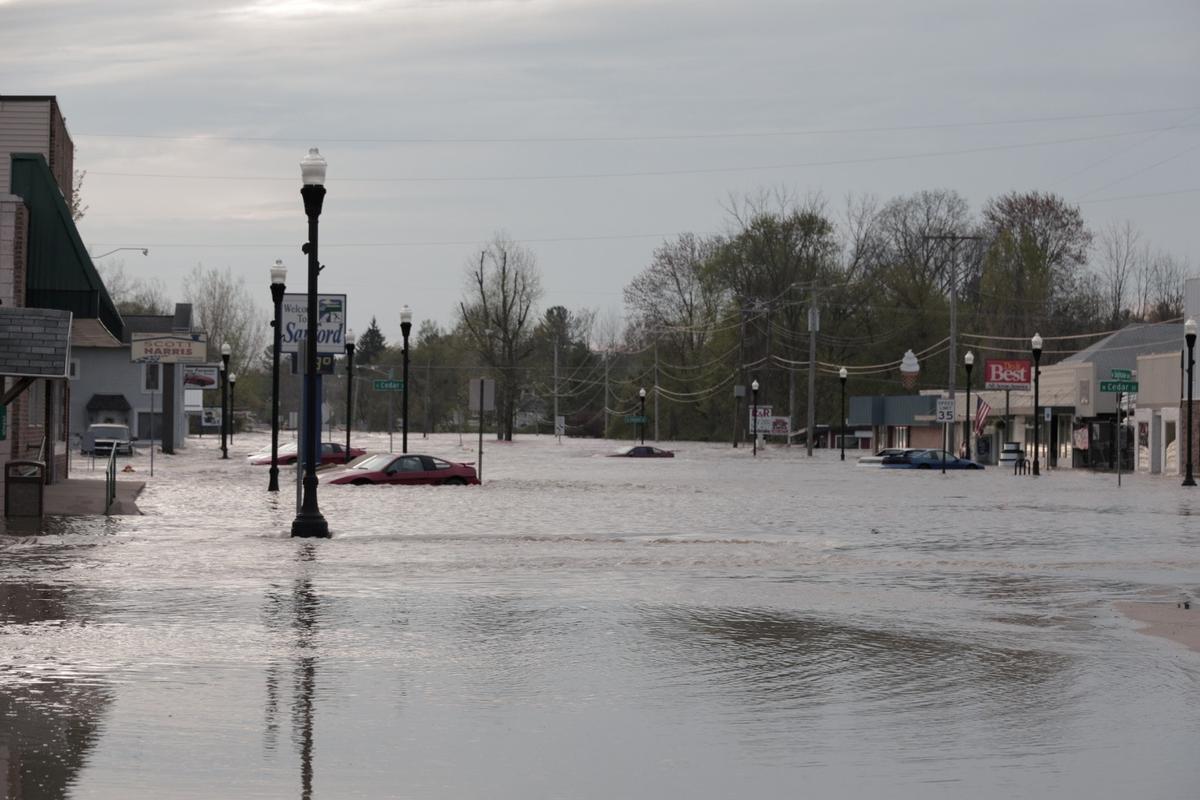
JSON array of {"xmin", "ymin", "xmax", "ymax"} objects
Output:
[{"xmin": 87, "ymin": 124, "xmax": 1190, "ymax": 184}]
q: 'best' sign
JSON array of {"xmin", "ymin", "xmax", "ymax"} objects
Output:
[{"xmin": 983, "ymin": 358, "xmax": 1031, "ymax": 391}]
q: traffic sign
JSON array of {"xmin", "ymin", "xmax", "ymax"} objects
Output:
[
  {"xmin": 1110, "ymin": 368, "xmax": 1133, "ymax": 380},
  {"xmin": 1100, "ymin": 380, "xmax": 1138, "ymax": 393},
  {"xmin": 624, "ymin": 415, "xmax": 647, "ymax": 424},
  {"xmin": 936, "ymin": 398, "xmax": 955, "ymax": 423},
  {"xmin": 373, "ymin": 379, "xmax": 405, "ymax": 391}
]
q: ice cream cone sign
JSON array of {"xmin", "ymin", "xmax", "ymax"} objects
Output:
[{"xmin": 900, "ymin": 349, "xmax": 920, "ymax": 390}]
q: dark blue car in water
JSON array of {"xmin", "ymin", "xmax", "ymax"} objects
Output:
[{"xmin": 881, "ymin": 448, "xmax": 984, "ymax": 470}]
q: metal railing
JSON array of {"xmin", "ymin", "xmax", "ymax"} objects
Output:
[{"xmin": 104, "ymin": 445, "xmax": 118, "ymax": 515}]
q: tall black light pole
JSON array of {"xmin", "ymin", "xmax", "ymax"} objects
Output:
[
  {"xmin": 292, "ymin": 147, "xmax": 329, "ymax": 539},
  {"xmin": 839, "ymin": 366, "xmax": 847, "ymax": 461},
  {"xmin": 1184, "ymin": 318, "xmax": 1196, "ymax": 487},
  {"xmin": 400, "ymin": 305, "xmax": 413, "ymax": 455},
  {"xmin": 268, "ymin": 260, "xmax": 287, "ymax": 492},
  {"xmin": 344, "ymin": 329, "xmax": 356, "ymax": 463},
  {"xmin": 1032, "ymin": 333, "xmax": 1043, "ymax": 477},
  {"xmin": 229, "ymin": 373, "xmax": 237, "ymax": 446},
  {"xmin": 639, "ymin": 387, "xmax": 646, "ymax": 445},
  {"xmin": 220, "ymin": 343, "xmax": 230, "ymax": 459},
  {"xmin": 751, "ymin": 378, "xmax": 760, "ymax": 457},
  {"xmin": 964, "ymin": 351, "xmax": 974, "ymax": 460}
]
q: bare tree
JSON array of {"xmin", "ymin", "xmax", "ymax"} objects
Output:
[
  {"xmin": 459, "ymin": 234, "xmax": 543, "ymax": 440},
  {"xmin": 1146, "ymin": 251, "xmax": 1190, "ymax": 322},
  {"xmin": 183, "ymin": 264, "xmax": 267, "ymax": 374},
  {"xmin": 1097, "ymin": 220, "xmax": 1142, "ymax": 324},
  {"xmin": 624, "ymin": 232, "xmax": 725, "ymax": 360},
  {"xmin": 70, "ymin": 170, "xmax": 87, "ymax": 222},
  {"xmin": 96, "ymin": 260, "xmax": 171, "ymax": 315}
]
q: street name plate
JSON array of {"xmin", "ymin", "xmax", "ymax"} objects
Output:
[
  {"xmin": 373, "ymin": 379, "xmax": 405, "ymax": 391},
  {"xmin": 624, "ymin": 415, "xmax": 647, "ymax": 424},
  {"xmin": 1110, "ymin": 368, "xmax": 1133, "ymax": 380},
  {"xmin": 1099, "ymin": 380, "xmax": 1138, "ymax": 393}
]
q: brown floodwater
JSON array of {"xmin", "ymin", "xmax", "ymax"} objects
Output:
[{"xmin": 2, "ymin": 431, "xmax": 1198, "ymax": 798}]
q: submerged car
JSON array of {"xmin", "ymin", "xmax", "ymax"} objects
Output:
[
  {"xmin": 882, "ymin": 449, "xmax": 984, "ymax": 470},
  {"xmin": 247, "ymin": 441, "xmax": 366, "ymax": 466},
  {"xmin": 856, "ymin": 448, "xmax": 912, "ymax": 466},
  {"xmin": 320, "ymin": 454, "xmax": 479, "ymax": 486},
  {"xmin": 609, "ymin": 445, "xmax": 675, "ymax": 458},
  {"xmin": 82, "ymin": 423, "xmax": 134, "ymax": 456}
]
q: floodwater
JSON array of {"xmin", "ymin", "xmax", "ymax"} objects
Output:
[{"xmin": 2, "ymin": 431, "xmax": 1198, "ymax": 798}]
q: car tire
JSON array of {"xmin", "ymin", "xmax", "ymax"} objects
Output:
[
  {"xmin": 352, "ymin": 478, "xmax": 372, "ymax": 486},
  {"xmin": 917, "ymin": 464, "xmax": 931, "ymax": 470},
  {"xmin": 444, "ymin": 476, "xmax": 468, "ymax": 486}
]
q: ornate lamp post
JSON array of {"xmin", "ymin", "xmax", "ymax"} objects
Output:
[
  {"xmin": 268, "ymin": 260, "xmax": 287, "ymax": 491},
  {"xmin": 400, "ymin": 305, "xmax": 413, "ymax": 454},
  {"xmin": 220, "ymin": 343, "xmax": 231, "ymax": 459},
  {"xmin": 751, "ymin": 378, "xmax": 760, "ymax": 457},
  {"xmin": 964, "ymin": 351, "xmax": 974, "ymax": 460},
  {"xmin": 839, "ymin": 366, "xmax": 847, "ymax": 461},
  {"xmin": 638, "ymin": 387, "xmax": 647, "ymax": 445},
  {"xmin": 344, "ymin": 329, "xmax": 356, "ymax": 463},
  {"xmin": 229, "ymin": 373, "xmax": 237, "ymax": 445},
  {"xmin": 292, "ymin": 147, "xmax": 330, "ymax": 539},
  {"xmin": 1185, "ymin": 319, "xmax": 1197, "ymax": 486},
  {"xmin": 1032, "ymin": 333, "xmax": 1043, "ymax": 476}
]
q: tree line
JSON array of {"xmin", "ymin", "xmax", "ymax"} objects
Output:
[{"xmin": 101, "ymin": 187, "xmax": 1193, "ymax": 442}]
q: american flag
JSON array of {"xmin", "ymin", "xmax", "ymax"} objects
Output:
[{"xmin": 974, "ymin": 397, "xmax": 992, "ymax": 437}]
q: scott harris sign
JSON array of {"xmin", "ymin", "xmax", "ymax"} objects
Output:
[{"xmin": 280, "ymin": 293, "xmax": 347, "ymax": 355}]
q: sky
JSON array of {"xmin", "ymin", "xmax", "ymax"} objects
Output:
[{"xmin": 3, "ymin": 0, "xmax": 1199, "ymax": 344}]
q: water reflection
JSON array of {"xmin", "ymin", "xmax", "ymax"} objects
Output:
[
  {"xmin": 263, "ymin": 544, "xmax": 322, "ymax": 800},
  {"xmin": 0, "ymin": 582, "xmax": 112, "ymax": 799}
]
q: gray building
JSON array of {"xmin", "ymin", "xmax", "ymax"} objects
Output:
[{"xmin": 70, "ymin": 304, "xmax": 198, "ymax": 449}]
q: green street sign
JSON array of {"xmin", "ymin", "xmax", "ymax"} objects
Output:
[
  {"xmin": 1100, "ymin": 380, "xmax": 1138, "ymax": 393},
  {"xmin": 373, "ymin": 379, "xmax": 405, "ymax": 391},
  {"xmin": 1110, "ymin": 368, "xmax": 1133, "ymax": 380},
  {"xmin": 624, "ymin": 415, "xmax": 647, "ymax": 424}
]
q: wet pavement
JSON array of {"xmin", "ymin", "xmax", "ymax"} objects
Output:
[{"xmin": 2, "ymin": 432, "xmax": 1198, "ymax": 798}]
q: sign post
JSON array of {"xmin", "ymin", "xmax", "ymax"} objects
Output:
[
  {"xmin": 936, "ymin": 398, "xmax": 955, "ymax": 473},
  {"xmin": 1101, "ymin": 371, "xmax": 1138, "ymax": 487}
]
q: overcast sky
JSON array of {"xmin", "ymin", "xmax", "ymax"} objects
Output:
[{"xmin": 4, "ymin": 0, "xmax": 1198, "ymax": 343}]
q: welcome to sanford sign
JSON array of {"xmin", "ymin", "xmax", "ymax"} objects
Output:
[
  {"xmin": 280, "ymin": 293, "xmax": 347, "ymax": 355},
  {"xmin": 983, "ymin": 358, "xmax": 1032, "ymax": 391}
]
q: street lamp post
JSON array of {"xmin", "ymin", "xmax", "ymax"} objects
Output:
[
  {"xmin": 639, "ymin": 387, "xmax": 646, "ymax": 445},
  {"xmin": 839, "ymin": 366, "xmax": 847, "ymax": 461},
  {"xmin": 344, "ymin": 330, "xmax": 356, "ymax": 463},
  {"xmin": 964, "ymin": 351, "xmax": 974, "ymax": 460},
  {"xmin": 268, "ymin": 260, "xmax": 287, "ymax": 492},
  {"xmin": 229, "ymin": 373, "xmax": 237, "ymax": 445},
  {"xmin": 751, "ymin": 378, "xmax": 760, "ymax": 457},
  {"xmin": 1185, "ymin": 319, "xmax": 1197, "ymax": 487},
  {"xmin": 1032, "ymin": 333, "xmax": 1043, "ymax": 476},
  {"xmin": 400, "ymin": 306, "xmax": 413, "ymax": 454},
  {"xmin": 292, "ymin": 147, "xmax": 330, "ymax": 539},
  {"xmin": 220, "ymin": 343, "xmax": 230, "ymax": 459}
]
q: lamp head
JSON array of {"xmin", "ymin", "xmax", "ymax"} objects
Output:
[
  {"xmin": 639, "ymin": 387, "xmax": 646, "ymax": 398},
  {"xmin": 346, "ymin": 329, "xmax": 356, "ymax": 351},
  {"xmin": 399, "ymin": 304, "xmax": 413, "ymax": 338},
  {"xmin": 221, "ymin": 343, "xmax": 231, "ymax": 357},
  {"xmin": 270, "ymin": 259, "xmax": 287, "ymax": 286},
  {"xmin": 751, "ymin": 379, "xmax": 759, "ymax": 392},
  {"xmin": 1031, "ymin": 333, "xmax": 1043, "ymax": 354},
  {"xmin": 965, "ymin": 350, "xmax": 974, "ymax": 367},
  {"xmin": 1187, "ymin": 318, "xmax": 1197, "ymax": 343},
  {"xmin": 300, "ymin": 148, "xmax": 327, "ymax": 186},
  {"xmin": 839, "ymin": 366, "xmax": 847, "ymax": 380},
  {"xmin": 229, "ymin": 373, "xmax": 237, "ymax": 385}
]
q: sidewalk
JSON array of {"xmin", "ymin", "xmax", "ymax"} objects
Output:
[{"xmin": 41, "ymin": 478, "xmax": 145, "ymax": 516}]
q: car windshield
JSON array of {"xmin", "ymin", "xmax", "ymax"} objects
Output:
[
  {"xmin": 354, "ymin": 454, "xmax": 393, "ymax": 471},
  {"xmin": 91, "ymin": 426, "xmax": 128, "ymax": 438}
]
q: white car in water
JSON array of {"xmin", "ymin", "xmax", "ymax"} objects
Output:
[
  {"xmin": 856, "ymin": 448, "xmax": 912, "ymax": 466},
  {"xmin": 82, "ymin": 423, "xmax": 134, "ymax": 456}
]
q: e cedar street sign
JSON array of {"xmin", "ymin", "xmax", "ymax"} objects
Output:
[{"xmin": 1100, "ymin": 380, "xmax": 1138, "ymax": 393}]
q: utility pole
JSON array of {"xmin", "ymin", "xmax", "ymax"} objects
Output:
[
  {"xmin": 806, "ymin": 281, "xmax": 818, "ymax": 457},
  {"xmin": 603, "ymin": 350, "xmax": 610, "ymax": 438},
  {"xmin": 924, "ymin": 233, "xmax": 983, "ymax": 456},
  {"xmin": 734, "ymin": 305, "xmax": 748, "ymax": 447},
  {"xmin": 554, "ymin": 335, "xmax": 560, "ymax": 444},
  {"xmin": 423, "ymin": 359, "xmax": 431, "ymax": 438},
  {"xmin": 653, "ymin": 339, "xmax": 659, "ymax": 442}
]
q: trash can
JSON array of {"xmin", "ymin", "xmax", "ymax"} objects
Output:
[{"xmin": 5, "ymin": 460, "xmax": 45, "ymax": 517}]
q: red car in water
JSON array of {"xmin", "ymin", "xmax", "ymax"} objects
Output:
[
  {"xmin": 320, "ymin": 453, "xmax": 479, "ymax": 486},
  {"xmin": 247, "ymin": 441, "xmax": 366, "ymax": 466},
  {"xmin": 608, "ymin": 445, "xmax": 674, "ymax": 458}
]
